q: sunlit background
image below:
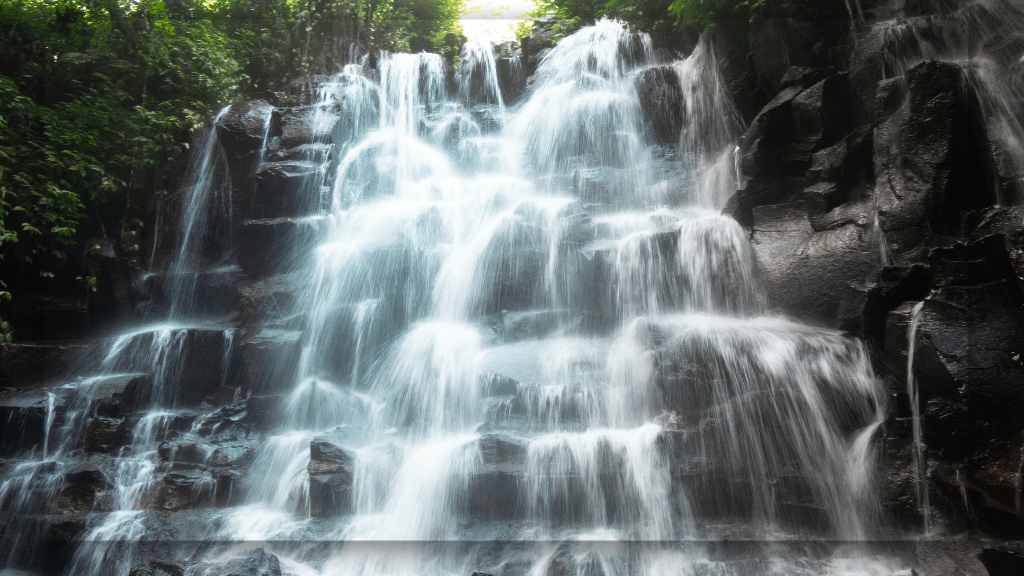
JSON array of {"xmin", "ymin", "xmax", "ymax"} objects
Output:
[{"xmin": 460, "ymin": 0, "xmax": 539, "ymax": 43}]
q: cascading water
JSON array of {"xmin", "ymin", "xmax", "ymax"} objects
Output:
[
  {"xmin": 201, "ymin": 19, "xmax": 899, "ymax": 576},
  {"xmin": 0, "ymin": 18, "xmax": 925, "ymax": 576}
]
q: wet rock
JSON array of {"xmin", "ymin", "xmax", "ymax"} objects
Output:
[
  {"xmin": 152, "ymin": 470, "xmax": 215, "ymax": 511},
  {"xmin": 229, "ymin": 329, "xmax": 303, "ymax": 395},
  {"xmin": 876, "ymin": 77, "xmax": 904, "ymax": 119},
  {"xmin": 479, "ymin": 206, "xmax": 548, "ymax": 314},
  {"xmin": 0, "ymin": 341, "xmax": 84, "ymax": 387},
  {"xmin": 48, "ymin": 464, "xmax": 108, "ymax": 517},
  {"xmin": 216, "ymin": 100, "xmax": 277, "ymax": 168},
  {"xmin": 808, "ymin": 125, "xmax": 874, "ymax": 187},
  {"xmin": 494, "ymin": 310, "xmax": 567, "ymax": 343},
  {"xmin": 848, "ymin": 22, "xmax": 887, "ymax": 126},
  {"xmin": 88, "ymin": 373, "xmax": 153, "ymax": 418},
  {"xmin": 791, "ymin": 74, "xmax": 852, "ymax": 149},
  {"xmin": 874, "ymin": 60, "xmax": 997, "ymax": 238},
  {"xmin": 469, "ymin": 435, "xmax": 525, "ymax": 519},
  {"xmin": 749, "ymin": 10, "xmax": 844, "ymax": 94},
  {"xmin": 0, "ymin": 388, "xmax": 67, "ymax": 455},
  {"xmin": 876, "ymin": 429, "xmax": 927, "ymax": 529},
  {"xmin": 250, "ymin": 161, "xmax": 322, "ymax": 219},
  {"xmin": 237, "ymin": 271, "xmax": 305, "ymax": 333},
  {"xmin": 244, "ymin": 395, "xmax": 284, "ymax": 429},
  {"xmin": 495, "ymin": 55, "xmax": 526, "ymax": 104},
  {"xmin": 128, "ymin": 562, "xmax": 185, "ymax": 576},
  {"xmin": 979, "ymin": 544, "xmax": 1024, "ymax": 576},
  {"xmin": 158, "ymin": 441, "xmax": 210, "ymax": 464},
  {"xmin": 470, "ymin": 104, "xmax": 503, "ymax": 133},
  {"xmin": 751, "ymin": 204, "xmax": 878, "ymax": 328},
  {"xmin": 478, "ymin": 433, "xmax": 527, "ymax": 467},
  {"xmin": 84, "ymin": 416, "xmax": 129, "ymax": 454},
  {"xmin": 279, "ymin": 105, "xmax": 334, "ymax": 149},
  {"xmin": 634, "ymin": 65, "xmax": 684, "ymax": 147},
  {"xmin": 194, "ymin": 403, "xmax": 250, "ymax": 438},
  {"xmin": 738, "ymin": 86, "xmax": 803, "ymax": 207},
  {"xmin": 235, "ymin": 217, "xmax": 319, "ymax": 279},
  {"xmin": 307, "ymin": 440, "xmax": 354, "ymax": 516},
  {"xmin": 467, "ymin": 468, "xmax": 521, "ymax": 520},
  {"xmin": 520, "ymin": 25, "xmax": 555, "ymax": 74},
  {"xmin": 779, "ymin": 66, "xmax": 831, "ymax": 90},
  {"xmin": 186, "ymin": 549, "xmax": 282, "ymax": 576},
  {"xmin": 884, "ymin": 261, "xmax": 1024, "ymax": 534},
  {"xmin": 163, "ymin": 329, "xmax": 231, "ymax": 407}
]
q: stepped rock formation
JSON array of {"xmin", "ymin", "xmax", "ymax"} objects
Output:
[{"xmin": 2, "ymin": 1, "xmax": 1024, "ymax": 575}]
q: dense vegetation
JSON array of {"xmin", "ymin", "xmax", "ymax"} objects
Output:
[
  {"xmin": 0, "ymin": 0, "xmax": 464, "ymax": 337},
  {"xmin": 526, "ymin": 0, "xmax": 763, "ymax": 44}
]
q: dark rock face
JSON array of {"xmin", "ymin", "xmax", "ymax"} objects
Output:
[
  {"xmin": 0, "ymin": 341, "xmax": 83, "ymax": 387},
  {"xmin": 237, "ymin": 272, "xmax": 305, "ymax": 333},
  {"xmin": 635, "ymin": 65, "xmax": 684, "ymax": 146},
  {"xmin": 235, "ymin": 217, "xmax": 320, "ymax": 279},
  {"xmin": 307, "ymin": 440, "xmax": 354, "ymax": 516},
  {"xmin": 0, "ymin": 388, "xmax": 66, "ymax": 455},
  {"xmin": 751, "ymin": 204, "xmax": 878, "ymax": 329},
  {"xmin": 250, "ymin": 161, "xmax": 322, "ymax": 220},
  {"xmin": 883, "ymin": 259, "xmax": 1024, "ymax": 534},
  {"xmin": 84, "ymin": 416, "xmax": 128, "ymax": 454},
  {"xmin": 229, "ymin": 329, "xmax": 303, "ymax": 395},
  {"xmin": 215, "ymin": 100, "xmax": 277, "ymax": 172},
  {"xmin": 874, "ymin": 60, "xmax": 996, "ymax": 238}
]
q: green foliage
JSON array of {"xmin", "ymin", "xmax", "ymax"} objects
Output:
[
  {"xmin": 530, "ymin": 0, "xmax": 682, "ymax": 40},
  {"xmin": 526, "ymin": 0, "xmax": 758, "ymax": 43},
  {"xmin": 0, "ymin": 0, "xmax": 464, "ymax": 335}
]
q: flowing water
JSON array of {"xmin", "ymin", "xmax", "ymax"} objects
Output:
[{"xmin": 0, "ymin": 18, "xmax": 941, "ymax": 576}]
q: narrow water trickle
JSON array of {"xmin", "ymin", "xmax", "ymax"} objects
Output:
[{"xmin": 906, "ymin": 301, "xmax": 930, "ymax": 535}]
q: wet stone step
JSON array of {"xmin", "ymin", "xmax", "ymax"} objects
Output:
[
  {"xmin": 0, "ymin": 388, "xmax": 71, "ymax": 456},
  {"xmin": 0, "ymin": 341, "xmax": 87, "ymax": 388},
  {"xmin": 235, "ymin": 217, "xmax": 321, "ymax": 279}
]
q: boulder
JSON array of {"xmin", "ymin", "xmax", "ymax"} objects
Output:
[
  {"xmin": 307, "ymin": 440, "xmax": 354, "ymax": 516},
  {"xmin": 979, "ymin": 545, "xmax": 1024, "ymax": 576},
  {"xmin": 495, "ymin": 56, "xmax": 526, "ymax": 104},
  {"xmin": 883, "ymin": 244, "xmax": 1024, "ymax": 534},
  {"xmin": 634, "ymin": 65, "xmax": 685, "ymax": 147},
  {"xmin": 738, "ymin": 86, "xmax": 803, "ymax": 207},
  {"xmin": 520, "ymin": 25, "xmax": 555, "ymax": 74}
]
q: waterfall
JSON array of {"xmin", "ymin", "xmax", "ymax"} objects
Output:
[
  {"xmin": 0, "ymin": 18, "xmax": 929, "ymax": 576},
  {"xmin": 203, "ymin": 20, "xmax": 892, "ymax": 575}
]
